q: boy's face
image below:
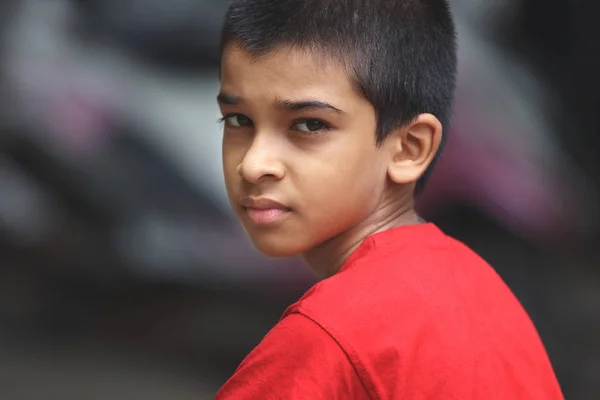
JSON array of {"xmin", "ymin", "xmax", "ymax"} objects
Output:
[{"xmin": 219, "ymin": 45, "xmax": 391, "ymax": 257}]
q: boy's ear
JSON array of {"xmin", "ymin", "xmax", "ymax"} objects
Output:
[{"xmin": 385, "ymin": 113, "xmax": 443, "ymax": 184}]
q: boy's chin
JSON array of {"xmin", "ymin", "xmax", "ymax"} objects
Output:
[{"xmin": 249, "ymin": 236, "xmax": 306, "ymax": 258}]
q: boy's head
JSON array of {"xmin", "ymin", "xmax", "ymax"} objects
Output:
[{"xmin": 218, "ymin": 0, "xmax": 457, "ymax": 259}]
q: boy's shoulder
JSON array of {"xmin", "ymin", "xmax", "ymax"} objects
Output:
[
  {"xmin": 286, "ymin": 223, "xmax": 530, "ymax": 331},
  {"xmin": 282, "ymin": 221, "xmax": 539, "ymax": 357},
  {"xmin": 280, "ymin": 223, "xmax": 561, "ymax": 399},
  {"xmin": 286, "ymin": 223, "xmax": 488, "ymax": 317},
  {"xmin": 285, "ymin": 223, "xmax": 485, "ymax": 319}
]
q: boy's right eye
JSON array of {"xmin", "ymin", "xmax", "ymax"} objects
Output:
[{"xmin": 222, "ymin": 114, "xmax": 253, "ymax": 128}]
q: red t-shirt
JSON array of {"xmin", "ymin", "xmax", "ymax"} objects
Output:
[{"xmin": 216, "ymin": 224, "xmax": 563, "ymax": 399}]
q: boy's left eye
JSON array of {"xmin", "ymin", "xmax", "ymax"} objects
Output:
[{"xmin": 292, "ymin": 119, "xmax": 330, "ymax": 133}]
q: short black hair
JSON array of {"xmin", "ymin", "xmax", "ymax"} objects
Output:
[{"xmin": 220, "ymin": 0, "xmax": 458, "ymax": 192}]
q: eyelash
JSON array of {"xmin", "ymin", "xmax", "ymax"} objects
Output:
[
  {"xmin": 217, "ymin": 114, "xmax": 242, "ymax": 125},
  {"xmin": 218, "ymin": 113, "xmax": 331, "ymax": 135}
]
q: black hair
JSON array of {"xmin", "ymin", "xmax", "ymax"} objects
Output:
[{"xmin": 220, "ymin": 0, "xmax": 458, "ymax": 192}]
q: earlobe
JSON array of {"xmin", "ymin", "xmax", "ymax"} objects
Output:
[{"xmin": 387, "ymin": 113, "xmax": 443, "ymax": 184}]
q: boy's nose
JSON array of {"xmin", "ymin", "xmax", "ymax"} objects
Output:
[{"xmin": 237, "ymin": 138, "xmax": 285, "ymax": 184}]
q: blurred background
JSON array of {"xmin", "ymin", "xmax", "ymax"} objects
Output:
[{"xmin": 0, "ymin": 0, "xmax": 598, "ymax": 398}]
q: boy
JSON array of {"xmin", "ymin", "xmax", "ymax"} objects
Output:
[{"xmin": 215, "ymin": 0, "xmax": 564, "ymax": 398}]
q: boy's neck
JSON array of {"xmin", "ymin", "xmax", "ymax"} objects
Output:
[{"xmin": 302, "ymin": 192, "xmax": 423, "ymax": 280}]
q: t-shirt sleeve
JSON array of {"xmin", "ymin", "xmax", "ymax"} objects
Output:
[{"xmin": 214, "ymin": 313, "xmax": 369, "ymax": 400}]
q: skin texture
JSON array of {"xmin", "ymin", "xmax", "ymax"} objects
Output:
[{"xmin": 219, "ymin": 45, "xmax": 442, "ymax": 278}]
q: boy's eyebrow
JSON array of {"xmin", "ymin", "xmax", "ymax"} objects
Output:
[
  {"xmin": 217, "ymin": 93, "xmax": 240, "ymax": 105},
  {"xmin": 217, "ymin": 92, "xmax": 346, "ymax": 114},
  {"xmin": 273, "ymin": 99, "xmax": 346, "ymax": 114}
]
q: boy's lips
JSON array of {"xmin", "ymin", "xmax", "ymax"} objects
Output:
[{"xmin": 241, "ymin": 197, "xmax": 292, "ymax": 225}]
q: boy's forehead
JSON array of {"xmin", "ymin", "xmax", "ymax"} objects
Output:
[
  {"xmin": 222, "ymin": 44, "xmax": 337, "ymax": 68},
  {"xmin": 220, "ymin": 45, "xmax": 355, "ymax": 96}
]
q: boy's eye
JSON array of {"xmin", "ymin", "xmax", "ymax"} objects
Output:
[
  {"xmin": 292, "ymin": 119, "xmax": 329, "ymax": 133},
  {"xmin": 224, "ymin": 114, "xmax": 253, "ymax": 128}
]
